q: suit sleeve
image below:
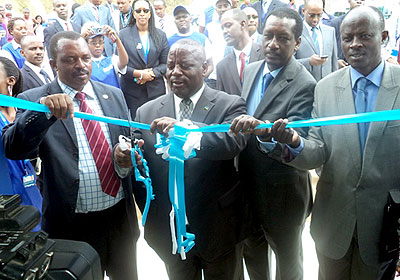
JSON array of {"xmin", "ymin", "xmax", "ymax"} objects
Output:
[
  {"xmin": 215, "ymin": 63, "xmax": 225, "ymax": 92},
  {"xmin": 194, "ymin": 95, "xmax": 247, "ymax": 161},
  {"xmin": 71, "ymin": 12, "xmax": 83, "ymax": 27},
  {"xmin": 151, "ymin": 31, "xmax": 169, "ymax": 78},
  {"xmin": 331, "ymin": 29, "xmax": 338, "ymax": 72},
  {"xmin": 2, "ymin": 92, "xmax": 58, "ymax": 160}
]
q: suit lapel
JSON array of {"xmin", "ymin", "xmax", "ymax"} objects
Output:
[
  {"xmin": 25, "ymin": 65, "xmax": 44, "ymax": 86},
  {"xmin": 302, "ymin": 24, "xmax": 319, "ymax": 54},
  {"xmin": 47, "ymin": 81, "xmax": 78, "ymax": 149},
  {"xmin": 249, "ymin": 42, "xmax": 262, "ymax": 63},
  {"xmin": 132, "ymin": 26, "xmax": 147, "ymax": 64},
  {"xmin": 226, "ymin": 52, "xmax": 241, "ymax": 91},
  {"xmin": 242, "ymin": 60, "xmax": 264, "ymax": 101},
  {"xmin": 363, "ymin": 63, "xmax": 400, "ymax": 168},
  {"xmin": 334, "ymin": 68, "xmax": 362, "ymax": 171},
  {"xmin": 84, "ymin": 5, "xmax": 97, "ymax": 22},
  {"xmin": 191, "ymin": 86, "xmax": 215, "ymax": 123}
]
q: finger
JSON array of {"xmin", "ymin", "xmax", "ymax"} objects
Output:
[{"xmin": 150, "ymin": 119, "xmax": 159, "ymax": 134}]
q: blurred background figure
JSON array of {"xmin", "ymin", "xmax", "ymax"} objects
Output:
[
  {"xmin": 251, "ymin": 0, "xmax": 288, "ymax": 34},
  {"xmin": 153, "ymin": 0, "xmax": 176, "ymax": 37},
  {"xmin": 243, "ymin": 6, "xmax": 262, "ymax": 44},
  {"xmin": 0, "ymin": 56, "xmax": 42, "ymax": 231},
  {"xmin": 33, "ymin": 15, "xmax": 47, "ymax": 42},
  {"xmin": 0, "ymin": 13, "xmax": 8, "ymax": 47},
  {"xmin": 0, "ymin": 17, "xmax": 27, "ymax": 69},
  {"xmin": 115, "ymin": 0, "xmax": 133, "ymax": 32},
  {"xmin": 119, "ymin": 0, "xmax": 169, "ymax": 118},
  {"xmin": 23, "ymin": 8, "xmax": 35, "ymax": 35}
]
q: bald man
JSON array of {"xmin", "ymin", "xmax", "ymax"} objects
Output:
[{"xmin": 20, "ymin": 35, "xmax": 54, "ymax": 91}]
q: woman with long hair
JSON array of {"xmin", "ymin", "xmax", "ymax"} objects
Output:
[
  {"xmin": 0, "ymin": 57, "xmax": 42, "ymax": 231},
  {"xmin": 118, "ymin": 0, "xmax": 169, "ymax": 118}
]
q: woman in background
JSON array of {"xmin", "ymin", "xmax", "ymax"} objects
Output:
[
  {"xmin": 0, "ymin": 57, "xmax": 42, "ymax": 231},
  {"xmin": 119, "ymin": 0, "xmax": 169, "ymax": 118}
]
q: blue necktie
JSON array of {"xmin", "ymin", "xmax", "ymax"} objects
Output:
[
  {"xmin": 311, "ymin": 27, "xmax": 320, "ymax": 55},
  {"xmin": 261, "ymin": 72, "xmax": 274, "ymax": 99},
  {"xmin": 40, "ymin": 69, "xmax": 51, "ymax": 84},
  {"xmin": 354, "ymin": 77, "xmax": 368, "ymax": 152}
]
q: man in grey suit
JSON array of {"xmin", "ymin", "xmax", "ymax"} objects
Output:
[
  {"xmin": 115, "ymin": 39, "xmax": 248, "ymax": 280},
  {"xmin": 269, "ymin": 6, "xmax": 400, "ymax": 279},
  {"xmin": 295, "ymin": 0, "xmax": 337, "ymax": 81},
  {"xmin": 251, "ymin": 0, "xmax": 288, "ymax": 34},
  {"xmin": 229, "ymin": 8, "xmax": 315, "ymax": 280},
  {"xmin": 217, "ymin": 9, "xmax": 263, "ymax": 96},
  {"xmin": 71, "ymin": 0, "xmax": 116, "ymax": 57}
]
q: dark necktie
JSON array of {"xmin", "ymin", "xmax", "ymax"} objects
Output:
[
  {"xmin": 354, "ymin": 77, "xmax": 368, "ymax": 152},
  {"xmin": 75, "ymin": 92, "xmax": 120, "ymax": 197},
  {"xmin": 261, "ymin": 72, "xmax": 274, "ymax": 99},
  {"xmin": 180, "ymin": 98, "xmax": 193, "ymax": 121},
  {"xmin": 311, "ymin": 27, "xmax": 320, "ymax": 55},
  {"xmin": 159, "ymin": 18, "xmax": 164, "ymax": 30},
  {"xmin": 40, "ymin": 69, "xmax": 51, "ymax": 84},
  {"xmin": 239, "ymin": 52, "xmax": 246, "ymax": 84}
]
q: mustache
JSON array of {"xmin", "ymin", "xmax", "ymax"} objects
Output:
[{"xmin": 72, "ymin": 69, "xmax": 90, "ymax": 76}]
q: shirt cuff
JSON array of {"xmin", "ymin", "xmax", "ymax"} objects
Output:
[
  {"xmin": 286, "ymin": 137, "xmax": 304, "ymax": 158},
  {"xmin": 256, "ymin": 135, "xmax": 277, "ymax": 152}
]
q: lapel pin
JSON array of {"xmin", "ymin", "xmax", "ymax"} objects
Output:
[
  {"xmin": 102, "ymin": 94, "xmax": 109, "ymax": 100},
  {"xmin": 204, "ymin": 106, "xmax": 209, "ymax": 111},
  {"xmin": 137, "ymin": 43, "xmax": 142, "ymax": 50}
]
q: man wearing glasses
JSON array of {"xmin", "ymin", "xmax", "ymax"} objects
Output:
[
  {"xmin": 295, "ymin": 0, "xmax": 337, "ymax": 81},
  {"xmin": 243, "ymin": 7, "xmax": 262, "ymax": 45}
]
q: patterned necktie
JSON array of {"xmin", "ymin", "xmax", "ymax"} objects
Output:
[
  {"xmin": 261, "ymin": 72, "xmax": 274, "ymax": 99},
  {"xmin": 239, "ymin": 52, "xmax": 246, "ymax": 84},
  {"xmin": 311, "ymin": 27, "xmax": 320, "ymax": 55},
  {"xmin": 354, "ymin": 77, "xmax": 368, "ymax": 152},
  {"xmin": 75, "ymin": 92, "xmax": 120, "ymax": 197},
  {"xmin": 159, "ymin": 18, "xmax": 165, "ymax": 30},
  {"xmin": 39, "ymin": 69, "xmax": 51, "ymax": 84},
  {"xmin": 180, "ymin": 98, "xmax": 193, "ymax": 121}
]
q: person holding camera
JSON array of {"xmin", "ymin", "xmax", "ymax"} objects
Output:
[{"xmin": 81, "ymin": 22, "xmax": 128, "ymax": 89}]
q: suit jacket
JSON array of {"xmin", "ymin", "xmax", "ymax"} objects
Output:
[
  {"xmin": 216, "ymin": 42, "xmax": 264, "ymax": 96},
  {"xmin": 71, "ymin": 4, "xmax": 116, "ymax": 56},
  {"xmin": 43, "ymin": 20, "xmax": 81, "ymax": 57},
  {"xmin": 295, "ymin": 23, "xmax": 338, "ymax": 81},
  {"xmin": 289, "ymin": 63, "xmax": 400, "ymax": 266},
  {"xmin": 2, "ymin": 80, "xmax": 139, "ymax": 240},
  {"xmin": 252, "ymin": 0, "xmax": 288, "ymax": 34},
  {"xmin": 239, "ymin": 57, "xmax": 315, "ymax": 229},
  {"xmin": 119, "ymin": 25, "xmax": 169, "ymax": 100},
  {"xmin": 21, "ymin": 64, "xmax": 45, "ymax": 91},
  {"xmin": 134, "ymin": 86, "xmax": 248, "ymax": 263}
]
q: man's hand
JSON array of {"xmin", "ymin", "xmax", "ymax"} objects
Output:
[
  {"xmin": 229, "ymin": 115, "xmax": 269, "ymax": 138},
  {"xmin": 310, "ymin": 54, "xmax": 328, "ymax": 66},
  {"xmin": 114, "ymin": 139, "xmax": 144, "ymax": 168},
  {"xmin": 338, "ymin": 59, "xmax": 349, "ymax": 68},
  {"xmin": 135, "ymin": 69, "xmax": 155, "ymax": 85},
  {"xmin": 41, "ymin": 94, "xmax": 74, "ymax": 119},
  {"xmin": 270, "ymin": 118, "xmax": 300, "ymax": 148},
  {"xmin": 150, "ymin": 117, "xmax": 178, "ymax": 136}
]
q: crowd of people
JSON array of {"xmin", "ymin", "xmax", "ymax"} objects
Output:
[{"xmin": 1, "ymin": 0, "xmax": 400, "ymax": 279}]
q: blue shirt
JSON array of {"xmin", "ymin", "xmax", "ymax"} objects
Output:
[
  {"xmin": 91, "ymin": 56, "xmax": 120, "ymax": 88},
  {"xmin": 2, "ymin": 41, "xmax": 25, "ymax": 69},
  {"xmin": 168, "ymin": 32, "xmax": 207, "ymax": 47}
]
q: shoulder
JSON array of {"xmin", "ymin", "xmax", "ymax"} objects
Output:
[
  {"xmin": 321, "ymin": 24, "xmax": 335, "ymax": 33},
  {"xmin": 19, "ymin": 84, "xmax": 50, "ymax": 102},
  {"xmin": 136, "ymin": 94, "xmax": 166, "ymax": 114},
  {"xmin": 316, "ymin": 66, "xmax": 348, "ymax": 89},
  {"xmin": 205, "ymin": 86, "xmax": 244, "ymax": 105}
]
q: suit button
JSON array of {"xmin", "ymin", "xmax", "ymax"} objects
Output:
[
  {"xmin": 72, "ymin": 152, "xmax": 78, "ymax": 159},
  {"xmin": 74, "ymin": 179, "xmax": 79, "ymax": 184}
]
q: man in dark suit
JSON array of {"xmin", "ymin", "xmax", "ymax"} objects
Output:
[
  {"xmin": 72, "ymin": 0, "xmax": 116, "ymax": 56},
  {"xmin": 2, "ymin": 31, "xmax": 139, "ymax": 280},
  {"xmin": 217, "ymin": 8, "xmax": 263, "ymax": 96},
  {"xmin": 229, "ymin": 8, "xmax": 315, "ymax": 280},
  {"xmin": 20, "ymin": 35, "xmax": 54, "ymax": 91},
  {"xmin": 269, "ymin": 6, "xmax": 400, "ymax": 280},
  {"xmin": 43, "ymin": 0, "xmax": 81, "ymax": 57},
  {"xmin": 295, "ymin": 0, "xmax": 337, "ymax": 81},
  {"xmin": 115, "ymin": 39, "xmax": 247, "ymax": 280},
  {"xmin": 251, "ymin": 0, "xmax": 288, "ymax": 34}
]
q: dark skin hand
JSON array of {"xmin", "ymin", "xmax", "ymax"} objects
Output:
[
  {"xmin": 229, "ymin": 114, "xmax": 270, "ymax": 140},
  {"xmin": 41, "ymin": 94, "xmax": 75, "ymax": 120},
  {"xmin": 150, "ymin": 117, "xmax": 178, "ymax": 137},
  {"xmin": 270, "ymin": 118, "xmax": 301, "ymax": 148},
  {"xmin": 113, "ymin": 139, "xmax": 144, "ymax": 168}
]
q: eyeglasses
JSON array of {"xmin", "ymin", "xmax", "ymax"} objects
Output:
[
  {"xmin": 247, "ymin": 15, "xmax": 258, "ymax": 20},
  {"xmin": 89, "ymin": 40, "xmax": 104, "ymax": 46},
  {"xmin": 135, "ymin": 8, "xmax": 150, "ymax": 14},
  {"xmin": 305, "ymin": 11, "xmax": 323, "ymax": 18}
]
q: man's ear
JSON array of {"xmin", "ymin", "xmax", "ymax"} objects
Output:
[
  {"xmin": 49, "ymin": 58, "xmax": 57, "ymax": 71},
  {"xmin": 202, "ymin": 61, "xmax": 208, "ymax": 77},
  {"xmin": 294, "ymin": 36, "xmax": 301, "ymax": 52}
]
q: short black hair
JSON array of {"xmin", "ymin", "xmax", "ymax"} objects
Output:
[
  {"xmin": 222, "ymin": 8, "xmax": 248, "ymax": 27},
  {"xmin": 49, "ymin": 31, "xmax": 82, "ymax": 60},
  {"xmin": 0, "ymin": 57, "xmax": 23, "ymax": 96},
  {"xmin": 264, "ymin": 8, "xmax": 303, "ymax": 40}
]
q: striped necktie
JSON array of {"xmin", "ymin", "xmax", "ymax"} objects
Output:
[
  {"xmin": 311, "ymin": 27, "xmax": 320, "ymax": 55},
  {"xmin": 75, "ymin": 92, "xmax": 121, "ymax": 197}
]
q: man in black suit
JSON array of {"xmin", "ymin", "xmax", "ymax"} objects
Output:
[
  {"xmin": 229, "ymin": 8, "xmax": 315, "ymax": 280},
  {"xmin": 251, "ymin": 0, "xmax": 288, "ymax": 34},
  {"xmin": 217, "ymin": 8, "xmax": 263, "ymax": 96},
  {"xmin": 2, "ymin": 31, "xmax": 139, "ymax": 280},
  {"xmin": 20, "ymin": 35, "xmax": 54, "ymax": 91},
  {"xmin": 43, "ymin": 0, "xmax": 81, "ymax": 57},
  {"xmin": 115, "ymin": 39, "xmax": 247, "ymax": 280}
]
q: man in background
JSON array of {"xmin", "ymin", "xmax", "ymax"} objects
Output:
[
  {"xmin": 153, "ymin": 0, "xmax": 176, "ymax": 37},
  {"xmin": 251, "ymin": 0, "xmax": 288, "ymax": 34}
]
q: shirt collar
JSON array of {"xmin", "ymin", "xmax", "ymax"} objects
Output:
[
  {"xmin": 92, "ymin": 55, "xmax": 105, "ymax": 62},
  {"xmin": 58, "ymin": 78, "xmax": 95, "ymax": 101},
  {"xmin": 174, "ymin": 83, "xmax": 205, "ymax": 111},
  {"xmin": 263, "ymin": 61, "xmax": 283, "ymax": 78},
  {"xmin": 11, "ymin": 40, "xmax": 20, "ymax": 50},
  {"xmin": 176, "ymin": 30, "xmax": 193, "ymax": 37},
  {"xmin": 233, "ymin": 40, "xmax": 253, "ymax": 58},
  {"xmin": 24, "ymin": 61, "xmax": 42, "ymax": 73},
  {"xmin": 304, "ymin": 21, "xmax": 320, "ymax": 32},
  {"xmin": 350, "ymin": 61, "xmax": 384, "ymax": 89},
  {"xmin": 88, "ymin": 1, "xmax": 99, "ymax": 9}
]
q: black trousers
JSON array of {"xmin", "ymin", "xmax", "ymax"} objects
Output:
[{"xmin": 49, "ymin": 200, "xmax": 138, "ymax": 280}]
